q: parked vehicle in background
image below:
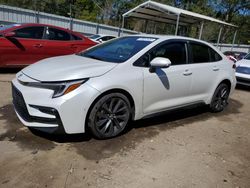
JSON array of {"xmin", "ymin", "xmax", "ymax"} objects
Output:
[
  {"xmin": 12, "ymin": 35, "xmax": 236, "ymax": 139},
  {"xmin": 0, "ymin": 23, "xmax": 97, "ymax": 68},
  {"xmin": 235, "ymin": 53, "xmax": 250, "ymax": 86},
  {"xmin": 89, "ymin": 34, "xmax": 116, "ymax": 43},
  {"xmin": 223, "ymin": 51, "xmax": 247, "ymax": 63}
]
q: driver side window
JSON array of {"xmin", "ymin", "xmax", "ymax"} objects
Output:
[{"xmin": 135, "ymin": 42, "xmax": 187, "ymax": 67}]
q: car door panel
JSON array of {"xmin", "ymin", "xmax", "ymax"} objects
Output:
[
  {"xmin": 143, "ymin": 64, "xmax": 193, "ymax": 114},
  {"xmin": 0, "ymin": 26, "xmax": 46, "ymax": 67},
  {"xmin": 187, "ymin": 42, "xmax": 222, "ymax": 101},
  {"xmin": 141, "ymin": 41, "xmax": 193, "ymax": 114}
]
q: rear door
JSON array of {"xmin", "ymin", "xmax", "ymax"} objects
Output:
[
  {"xmin": 43, "ymin": 27, "xmax": 78, "ymax": 58},
  {"xmin": 187, "ymin": 42, "xmax": 223, "ymax": 101},
  {"xmin": 0, "ymin": 26, "xmax": 46, "ymax": 67}
]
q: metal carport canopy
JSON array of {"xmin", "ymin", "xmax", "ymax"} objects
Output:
[{"xmin": 122, "ymin": 0, "xmax": 237, "ymax": 46}]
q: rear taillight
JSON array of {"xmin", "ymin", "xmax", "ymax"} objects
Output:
[{"xmin": 232, "ymin": 64, "xmax": 236, "ymax": 69}]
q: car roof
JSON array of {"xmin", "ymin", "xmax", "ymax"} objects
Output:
[
  {"xmin": 129, "ymin": 34, "xmax": 216, "ymax": 47},
  {"xmin": 2, "ymin": 23, "xmax": 85, "ymax": 39},
  {"xmin": 237, "ymin": 59, "xmax": 250, "ymax": 68}
]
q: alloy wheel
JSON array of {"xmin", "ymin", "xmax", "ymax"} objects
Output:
[{"xmin": 94, "ymin": 97, "xmax": 130, "ymax": 137}]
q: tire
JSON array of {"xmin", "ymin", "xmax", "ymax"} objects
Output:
[
  {"xmin": 87, "ymin": 93, "xmax": 131, "ymax": 139},
  {"xmin": 210, "ymin": 83, "xmax": 230, "ymax": 113}
]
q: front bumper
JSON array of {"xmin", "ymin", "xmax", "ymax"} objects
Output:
[{"xmin": 12, "ymin": 77, "xmax": 101, "ymax": 134}]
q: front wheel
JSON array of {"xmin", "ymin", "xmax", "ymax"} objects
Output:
[
  {"xmin": 87, "ymin": 93, "xmax": 131, "ymax": 139},
  {"xmin": 210, "ymin": 83, "xmax": 230, "ymax": 112}
]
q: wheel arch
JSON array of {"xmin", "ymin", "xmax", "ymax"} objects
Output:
[
  {"xmin": 85, "ymin": 88, "xmax": 136, "ymax": 131},
  {"xmin": 208, "ymin": 78, "xmax": 232, "ymax": 104},
  {"xmin": 218, "ymin": 79, "xmax": 232, "ymax": 92}
]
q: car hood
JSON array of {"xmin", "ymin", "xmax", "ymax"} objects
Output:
[{"xmin": 22, "ymin": 55, "xmax": 117, "ymax": 82}]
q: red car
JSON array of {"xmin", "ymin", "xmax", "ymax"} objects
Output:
[{"xmin": 0, "ymin": 23, "xmax": 97, "ymax": 68}]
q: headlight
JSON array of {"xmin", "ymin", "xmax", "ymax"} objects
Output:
[{"xmin": 19, "ymin": 79, "xmax": 88, "ymax": 98}]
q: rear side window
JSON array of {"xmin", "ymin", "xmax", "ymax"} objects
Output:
[
  {"xmin": 190, "ymin": 43, "xmax": 222, "ymax": 63},
  {"xmin": 101, "ymin": 36, "xmax": 115, "ymax": 41},
  {"xmin": 150, "ymin": 42, "xmax": 186, "ymax": 65},
  {"xmin": 47, "ymin": 27, "xmax": 70, "ymax": 41},
  {"xmin": 190, "ymin": 43, "xmax": 210, "ymax": 63},
  {"xmin": 209, "ymin": 48, "xmax": 222, "ymax": 62},
  {"xmin": 71, "ymin": 34, "xmax": 82, "ymax": 41},
  {"xmin": 14, "ymin": 27, "xmax": 44, "ymax": 39}
]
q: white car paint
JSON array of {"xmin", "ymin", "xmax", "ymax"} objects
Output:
[
  {"xmin": 12, "ymin": 35, "xmax": 236, "ymax": 136},
  {"xmin": 235, "ymin": 56, "xmax": 250, "ymax": 86},
  {"xmin": 89, "ymin": 34, "xmax": 116, "ymax": 43}
]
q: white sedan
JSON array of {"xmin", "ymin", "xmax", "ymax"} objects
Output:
[
  {"xmin": 89, "ymin": 34, "xmax": 116, "ymax": 43},
  {"xmin": 12, "ymin": 35, "xmax": 236, "ymax": 139},
  {"xmin": 235, "ymin": 53, "xmax": 250, "ymax": 86}
]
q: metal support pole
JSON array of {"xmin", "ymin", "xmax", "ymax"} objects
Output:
[
  {"xmin": 231, "ymin": 30, "xmax": 237, "ymax": 51},
  {"xmin": 35, "ymin": 11, "xmax": 40, "ymax": 23},
  {"xmin": 70, "ymin": 18, "xmax": 73, "ymax": 30},
  {"xmin": 144, "ymin": 20, "xmax": 148, "ymax": 33},
  {"xmin": 96, "ymin": 24, "xmax": 99, "ymax": 34},
  {"xmin": 199, "ymin": 21, "xmax": 204, "ymax": 40},
  {"xmin": 175, "ymin": 14, "xmax": 180, "ymax": 35},
  {"xmin": 216, "ymin": 27, "xmax": 223, "ymax": 47},
  {"xmin": 69, "ymin": 3, "xmax": 73, "ymax": 30},
  {"xmin": 154, "ymin": 22, "xmax": 157, "ymax": 34},
  {"xmin": 121, "ymin": 16, "xmax": 125, "ymax": 36}
]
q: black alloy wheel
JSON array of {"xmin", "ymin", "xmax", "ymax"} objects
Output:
[
  {"xmin": 210, "ymin": 83, "xmax": 230, "ymax": 112},
  {"xmin": 88, "ymin": 93, "xmax": 131, "ymax": 139}
]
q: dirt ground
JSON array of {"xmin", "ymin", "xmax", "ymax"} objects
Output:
[{"xmin": 0, "ymin": 72, "xmax": 250, "ymax": 188}]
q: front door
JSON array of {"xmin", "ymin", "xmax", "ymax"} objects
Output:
[
  {"xmin": 141, "ymin": 41, "xmax": 193, "ymax": 114},
  {"xmin": 0, "ymin": 26, "xmax": 46, "ymax": 67},
  {"xmin": 42, "ymin": 27, "xmax": 76, "ymax": 59}
]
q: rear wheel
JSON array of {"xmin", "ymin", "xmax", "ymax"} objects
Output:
[
  {"xmin": 210, "ymin": 83, "xmax": 230, "ymax": 112},
  {"xmin": 88, "ymin": 93, "xmax": 131, "ymax": 139}
]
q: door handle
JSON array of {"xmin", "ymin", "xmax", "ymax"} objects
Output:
[
  {"xmin": 183, "ymin": 70, "xmax": 192, "ymax": 76},
  {"xmin": 33, "ymin": 44, "xmax": 43, "ymax": 48},
  {"xmin": 213, "ymin": 66, "xmax": 220, "ymax": 71}
]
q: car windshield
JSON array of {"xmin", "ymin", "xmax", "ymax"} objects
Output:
[
  {"xmin": 244, "ymin": 53, "xmax": 250, "ymax": 60},
  {"xmin": 78, "ymin": 36, "xmax": 157, "ymax": 63},
  {"xmin": 89, "ymin": 35, "xmax": 101, "ymax": 39},
  {"xmin": 236, "ymin": 66, "xmax": 250, "ymax": 74},
  {"xmin": 0, "ymin": 24, "xmax": 20, "ymax": 31}
]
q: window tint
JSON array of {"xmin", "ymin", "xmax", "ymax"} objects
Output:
[
  {"xmin": 209, "ymin": 48, "xmax": 222, "ymax": 62},
  {"xmin": 71, "ymin": 34, "xmax": 82, "ymax": 40},
  {"xmin": 47, "ymin": 27, "xmax": 70, "ymax": 41},
  {"xmin": 79, "ymin": 37, "xmax": 157, "ymax": 63},
  {"xmin": 190, "ymin": 43, "xmax": 210, "ymax": 63},
  {"xmin": 101, "ymin": 36, "xmax": 115, "ymax": 41},
  {"xmin": 150, "ymin": 42, "xmax": 186, "ymax": 65},
  {"xmin": 14, "ymin": 27, "xmax": 44, "ymax": 39}
]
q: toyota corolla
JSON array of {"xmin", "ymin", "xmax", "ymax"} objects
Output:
[{"xmin": 12, "ymin": 35, "xmax": 236, "ymax": 139}]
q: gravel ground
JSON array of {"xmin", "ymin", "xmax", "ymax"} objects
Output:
[{"xmin": 0, "ymin": 72, "xmax": 250, "ymax": 188}]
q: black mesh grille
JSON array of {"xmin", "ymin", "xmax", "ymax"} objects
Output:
[
  {"xmin": 12, "ymin": 84, "xmax": 58, "ymax": 124},
  {"xmin": 12, "ymin": 83, "xmax": 30, "ymax": 121}
]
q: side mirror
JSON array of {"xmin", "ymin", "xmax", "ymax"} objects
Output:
[
  {"xmin": 4, "ymin": 31, "xmax": 15, "ymax": 38},
  {"xmin": 149, "ymin": 57, "xmax": 171, "ymax": 72},
  {"xmin": 98, "ymin": 39, "xmax": 103, "ymax": 43}
]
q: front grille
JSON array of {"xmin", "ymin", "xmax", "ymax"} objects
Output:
[
  {"xmin": 12, "ymin": 84, "xmax": 58, "ymax": 124},
  {"xmin": 12, "ymin": 83, "xmax": 30, "ymax": 121}
]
